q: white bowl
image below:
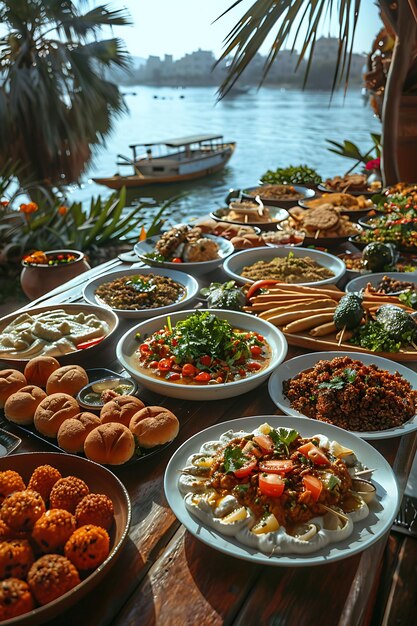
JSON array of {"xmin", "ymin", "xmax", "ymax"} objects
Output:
[
  {"xmin": 345, "ymin": 272, "xmax": 417, "ymax": 295},
  {"xmin": 116, "ymin": 309, "xmax": 288, "ymax": 400},
  {"xmin": 82, "ymin": 267, "xmax": 199, "ymax": 319},
  {"xmin": 223, "ymin": 245, "xmax": 346, "ymax": 286},
  {"xmin": 0, "ymin": 303, "xmax": 118, "ymax": 365},
  {"xmin": 134, "ymin": 233, "xmax": 234, "ymax": 276}
]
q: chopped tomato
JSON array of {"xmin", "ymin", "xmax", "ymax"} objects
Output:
[
  {"xmin": 242, "ymin": 440, "xmax": 263, "ymax": 458},
  {"xmin": 247, "ymin": 361, "xmax": 262, "ymax": 371},
  {"xmin": 259, "ymin": 459, "xmax": 293, "ymax": 475},
  {"xmin": 250, "ymin": 345, "xmax": 262, "ymax": 357},
  {"xmin": 76, "ymin": 336, "xmax": 105, "ymax": 349},
  {"xmin": 297, "ymin": 442, "xmax": 329, "ymax": 466},
  {"xmin": 246, "ymin": 280, "xmax": 281, "ymax": 300},
  {"xmin": 302, "ymin": 475, "xmax": 323, "ymax": 502},
  {"xmin": 200, "ymin": 355, "xmax": 212, "ymax": 367},
  {"xmin": 194, "ymin": 372, "xmax": 211, "ymax": 383},
  {"xmin": 167, "ymin": 372, "xmax": 180, "ymax": 381},
  {"xmin": 234, "ymin": 456, "xmax": 258, "ymax": 478},
  {"xmin": 158, "ymin": 358, "xmax": 172, "ymax": 372},
  {"xmin": 258, "ymin": 473, "xmax": 285, "ymax": 498},
  {"xmin": 253, "ymin": 435, "xmax": 274, "ymax": 454},
  {"xmin": 172, "ymin": 257, "xmax": 182, "ymax": 263},
  {"xmin": 139, "ymin": 344, "xmax": 151, "ymax": 355},
  {"xmin": 149, "ymin": 360, "xmax": 159, "ymax": 369},
  {"xmin": 182, "ymin": 363, "xmax": 197, "ymax": 378}
]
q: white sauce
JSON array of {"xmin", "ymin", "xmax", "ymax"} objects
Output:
[
  {"xmin": 178, "ymin": 424, "xmax": 371, "ymax": 555},
  {"xmin": 0, "ymin": 310, "xmax": 109, "ymax": 359}
]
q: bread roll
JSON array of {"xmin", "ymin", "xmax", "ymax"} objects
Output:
[
  {"xmin": 34, "ymin": 394, "xmax": 80, "ymax": 438},
  {"xmin": 0, "ymin": 370, "xmax": 27, "ymax": 409},
  {"xmin": 100, "ymin": 395, "xmax": 145, "ymax": 428},
  {"xmin": 46, "ymin": 365, "xmax": 88, "ymax": 396},
  {"xmin": 4, "ymin": 385, "xmax": 47, "ymax": 425},
  {"xmin": 84, "ymin": 423, "xmax": 135, "ymax": 465},
  {"xmin": 129, "ymin": 406, "xmax": 179, "ymax": 448},
  {"xmin": 24, "ymin": 356, "xmax": 60, "ymax": 388},
  {"xmin": 57, "ymin": 412, "xmax": 101, "ymax": 453}
]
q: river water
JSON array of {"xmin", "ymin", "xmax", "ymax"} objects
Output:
[{"xmin": 72, "ymin": 86, "xmax": 381, "ymax": 226}]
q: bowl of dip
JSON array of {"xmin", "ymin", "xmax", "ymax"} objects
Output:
[
  {"xmin": 0, "ymin": 304, "xmax": 118, "ymax": 365},
  {"xmin": 77, "ymin": 376, "xmax": 138, "ymax": 410}
]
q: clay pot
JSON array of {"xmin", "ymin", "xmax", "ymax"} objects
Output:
[{"xmin": 20, "ymin": 249, "xmax": 91, "ymax": 300}]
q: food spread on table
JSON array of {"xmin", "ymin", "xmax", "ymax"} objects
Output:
[
  {"xmin": 0, "ymin": 309, "xmax": 109, "ymax": 359},
  {"xmin": 283, "ymin": 356, "xmax": 417, "ymax": 432},
  {"xmin": 224, "ymin": 200, "xmax": 278, "ymax": 224},
  {"xmin": 322, "ymin": 173, "xmax": 381, "ymax": 193},
  {"xmin": 240, "ymin": 252, "xmax": 334, "ymax": 283},
  {"xmin": 0, "ymin": 463, "xmax": 114, "ymax": 617},
  {"xmin": 280, "ymin": 206, "xmax": 359, "ymax": 239},
  {"xmin": 178, "ymin": 423, "xmax": 375, "ymax": 554},
  {"xmin": 195, "ymin": 219, "xmax": 266, "ymax": 249},
  {"xmin": 303, "ymin": 193, "xmax": 374, "ymax": 212},
  {"xmin": 94, "ymin": 273, "xmax": 186, "ymax": 310},
  {"xmin": 364, "ymin": 275, "xmax": 417, "ymax": 295},
  {"xmin": 133, "ymin": 310, "xmax": 271, "ymax": 385},
  {"xmin": 145, "ymin": 225, "xmax": 220, "ymax": 263},
  {"xmin": 247, "ymin": 184, "xmax": 306, "ymax": 201}
]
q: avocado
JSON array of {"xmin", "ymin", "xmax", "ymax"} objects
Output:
[
  {"xmin": 333, "ymin": 293, "xmax": 364, "ymax": 330},
  {"xmin": 362, "ymin": 242, "xmax": 397, "ymax": 272},
  {"xmin": 375, "ymin": 304, "xmax": 417, "ymax": 340}
]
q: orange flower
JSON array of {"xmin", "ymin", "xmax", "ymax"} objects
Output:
[
  {"xmin": 20, "ymin": 202, "xmax": 38, "ymax": 214},
  {"xmin": 0, "ymin": 200, "xmax": 9, "ymax": 207},
  {"xmin": 58, "ymin": 206, "xmax": 68, "ymax": 216},
  {"xmin": 139, "ymin": 226, "xmax": 147, "ymax": 241}
]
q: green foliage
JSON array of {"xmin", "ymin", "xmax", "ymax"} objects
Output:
[
  {"xmin": 326, "ymin": 133, "xmax": 382, "ymax": 171},
  {"xmin": 0, "ymin": 1, "xmax": 131, "ymax": 185},
  {"xmin": 260, "ymin": 165, "xmax": 322, "ymax": 185}
]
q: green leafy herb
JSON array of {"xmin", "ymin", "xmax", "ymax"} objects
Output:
[
  {"xmin": 143, "ymin": 251, "xmax": 166, "ymax": 262},
  {"xmin": 269, "ymin": 428, "xmax": 299, "ymax": 455},
  {"xmin": 234, "ymin": 484, "xmax": 249, "ymax": 493},
  {"xmin": 199, "ymin": 281, "xmax": 245, "ymax": 311},
  {"xmin": 350, "ymin": 321, "xmax": 403, "ymax": 353},
  {"xmin": 223, "ymin": 447, "xmax": 246, "ymax": 474},
  {"xmin": 126, "ymin": 276, "xmax": 156, "ymax": 293},
  {"xmin": 399, "ymin": 289, "xmax": 417, "ymax": 310},
  {"xmin": 260, "ymin": 164, "xmax": 322, "ymax": 185},
  {"xmin": 327, "ymin": 475, "xmax": 340, "ymax": 491},
  {"xmin": 318, "ymin": 368, "xmax": 357, "ymax": 390}
]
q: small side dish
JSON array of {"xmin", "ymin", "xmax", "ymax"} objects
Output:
[
  {"xmin": 283, "ymin": 356, "xmax": 417, "ymax": 432},
  {"xmin": 134, "ymin": 310, "xmax": 271, "ymax": 385},
  {"xmin": 147, "ymin": 225, "xmax": 220, "ymax": 263},
  {"xmin": 178, "ymin": 422, "xmax": 375, "ymax": 555},
  {"xmin": 248, "ymin": 184, "xmax": 306, "ymax": 201},
  {"xmin": 322, "ymin": 174, "xmax": 381, "ymax": 194}
]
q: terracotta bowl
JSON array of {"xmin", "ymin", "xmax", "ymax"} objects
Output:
[{"xmin": 20, "ymin": 250, "xmax": 91, "ymax": 300}]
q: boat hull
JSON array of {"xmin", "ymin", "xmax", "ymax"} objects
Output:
[{"xmin": 93, "ymin": 143, "xmax": 235, "ymax": 189}]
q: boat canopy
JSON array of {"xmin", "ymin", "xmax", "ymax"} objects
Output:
[{"xmin": 129, "ymin": 134, "xmax": 224, "ymax": 149}]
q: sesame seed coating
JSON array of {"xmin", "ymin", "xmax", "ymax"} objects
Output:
[
  {"xmin": 1, "ymin": 490, "xmax": 46, "ymax": 531},
  {"xmin": 32, "ymin": 509, "xmax": 76, "ymax": 553},
  {"xmin": 0, "ymin": 578, "xmax": 34, "ymax": 620},
  {"xmin": 28, "ymin": 465, "xmax": 62, "ymax": 503},
  {"xmin": 0, "ymin": 540, "xmax": 34, "ymax": 580},
  {"xmin": 64, "ymin": 525, "xmax": 110, "ymax": 570},
  {"xmin": 0, "ymin": 471, "xmax": 25, "ymax": 504},
  {"xmin": 27, "ymin": 554, "xmax": 80, "ymax": 606},
  {"xmin": 75, "ymin": 494, "xmax": 114, "ymax": 531}
]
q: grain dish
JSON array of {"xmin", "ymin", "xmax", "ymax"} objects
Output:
[
  {"xmin": 95, "ymin": 273, "xmax": 185, "ymax": 310},
  {"xmin": 178, "ymin": 421, "xmax": 375, "ymax": 555},
  {"xmin": 283, "ymin": 356, "xmax": 417, "ymax": 432},
  {"xmin": 240, "ymin": 253, "xmax": 334, "ymax": 283}
]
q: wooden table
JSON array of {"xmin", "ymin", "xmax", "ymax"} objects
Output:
[{"xmin": 1, "ymin": 258, "xmax": 416, "ymax": 626}]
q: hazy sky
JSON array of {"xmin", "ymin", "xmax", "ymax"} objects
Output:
[{"xmin": 112, "ymin": 1, "xmax": 382, "ymax": 60}]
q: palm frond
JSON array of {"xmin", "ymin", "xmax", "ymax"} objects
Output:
[{"xmin": 216, "ymin": 0, "xmax": 362, "ymax": 97}]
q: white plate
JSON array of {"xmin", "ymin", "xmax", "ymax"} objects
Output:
[
  {"xmin": 164, "ymin": 415, "xmax": 398, "ymax": 566},
  {"xmin": 223, "ymin": 245, "xmax": 346, "ymax": 286},
  {"xmin": 116, "ymin": 309, "xmax": 287, "ymax": 401},
  {"xmin": 82, "ymin": 267, "xmax": 199, "ymax": 319},
  {"xmin": 268, "ymin": 351, "xmax": 417, "ymax": 440},
  {"xmin": 134, "ymin": 233, "xmax": 234, "ymax": 276},
  {"xmin": 345, "ymin": 272, "xmax": 417, "ymax": 294}
]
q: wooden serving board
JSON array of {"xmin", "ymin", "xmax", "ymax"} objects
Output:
[{"xmin": 283, "ymin": 331, "xmax": 417, "ymax": 362}]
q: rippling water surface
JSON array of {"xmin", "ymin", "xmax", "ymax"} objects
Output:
[{"xmin": 72, "ymin": 86, "xmax": 380, "ymax": 225}]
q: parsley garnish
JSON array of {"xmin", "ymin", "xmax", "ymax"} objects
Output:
[
  {"xmin": 269, "ymin": 428, "xmax": 299, "ymax": 455},
  {"xmin": 223, "ymin": 447, "xmax": 246, "ymax": 474},
  {"xmin": 327, "ymin": 475, "xmax": 340, "ymax": 491},
  {"xmin": 318, "ymin": 368, "xmax": 357, "ymax": 390}
]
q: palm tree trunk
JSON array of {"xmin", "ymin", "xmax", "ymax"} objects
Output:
[{"xmin": 381, "ymin": 1, "xmax": 416, "ymax": 185}]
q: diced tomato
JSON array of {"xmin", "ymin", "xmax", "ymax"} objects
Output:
[
  {"xmin": 253, "ymin": 435, "xmax": 274, "ymax": 454},
  {"xmin": 194, "ymin": 372, "xmax": 211, "ymax": 383},
  {"xmin": 182, "ymin": 363, "xmax": 196, "ymax": 378},
  {"xmin": 76, "ymin": 336, "xmax": 104, "ymax": 349},
  {"xmin": 167, "ymin": 372, "xmax": 181, "ymax": 381},
  {"xmin": 149, "ymin": 360, "xmax": 159, "ymax": 369},
  {"xmin": 297, "ymin": 442, "xmax": 329, "ymax": 466},
  {"xmin": 158, "ymin": 358, "xmax": 172, "ymax": 372},
  {"xmin": 259, "ymin": 459, "xmax": 293, "ymax": 474},
  {"xmin": 200, "ymin": 355, "xmax": 212, "ymax": 367},
  {"xmin": 139, "ymin": 344, "xmax": 151, "ymax": 355},
  {"xmin": 258, "ymin": 473, "xmax": 285, "ymax": 497},
  {"xmin": 172, "ymin": 257, "xmax": 182, "ymax": 263},
  {"xmin": 302, "ymin": 475, "xmax": 323, "ymax": 501},
  {"xmin": 234, "ymin": 456, "xmax": 258, "ymax": 478},
  {"xmin": 250, "ymin": 345, "xmax": 262, "ymax": 357},
  {"xmin": 247, "ymin": 361, "xmax": 262, "ymax": 371},
  {"xmin": 246, "ymin": 280, "xmax": 281, "ymax": 300}
]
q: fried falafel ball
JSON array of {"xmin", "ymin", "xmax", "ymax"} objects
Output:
[
  {"xmin": 0, "ymin": 540, "xmax": 34, "ymax": 580},
  {"xmin": 64, "ymin": 525, "xmax": 110, "ymax": 570},
  {"xmin": 0, "ymin": 578, "xmax": 34, "ymax": 621},
  {"xmin": 27, "ymin": 554, "xmax": 80, "ymax": 606},
  {"xmin": 75, "ymin": 494, "xmax": 114, "ymax": 531},
  {"xmin": 27, "ymin": 464, "xmax": 62, "ymax": 503},
  {"xmin": 32, "ymin": 509, "xmax": 77, "ymax": 553},
  {"xmin": 49, "ymin": 477, "xmax": 89, "ymax": 514},
  {"xmin": 0, "ymin": 471, "xmax": 25, "ymax": 504},
  {"xmin": 0, "ymin": 490, "xmax": 45, "ymax": 532}
]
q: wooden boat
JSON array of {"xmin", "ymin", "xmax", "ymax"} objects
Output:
[{"xmin": 93, "ymin": 134, "xmax": 236, "ymax": 189}]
